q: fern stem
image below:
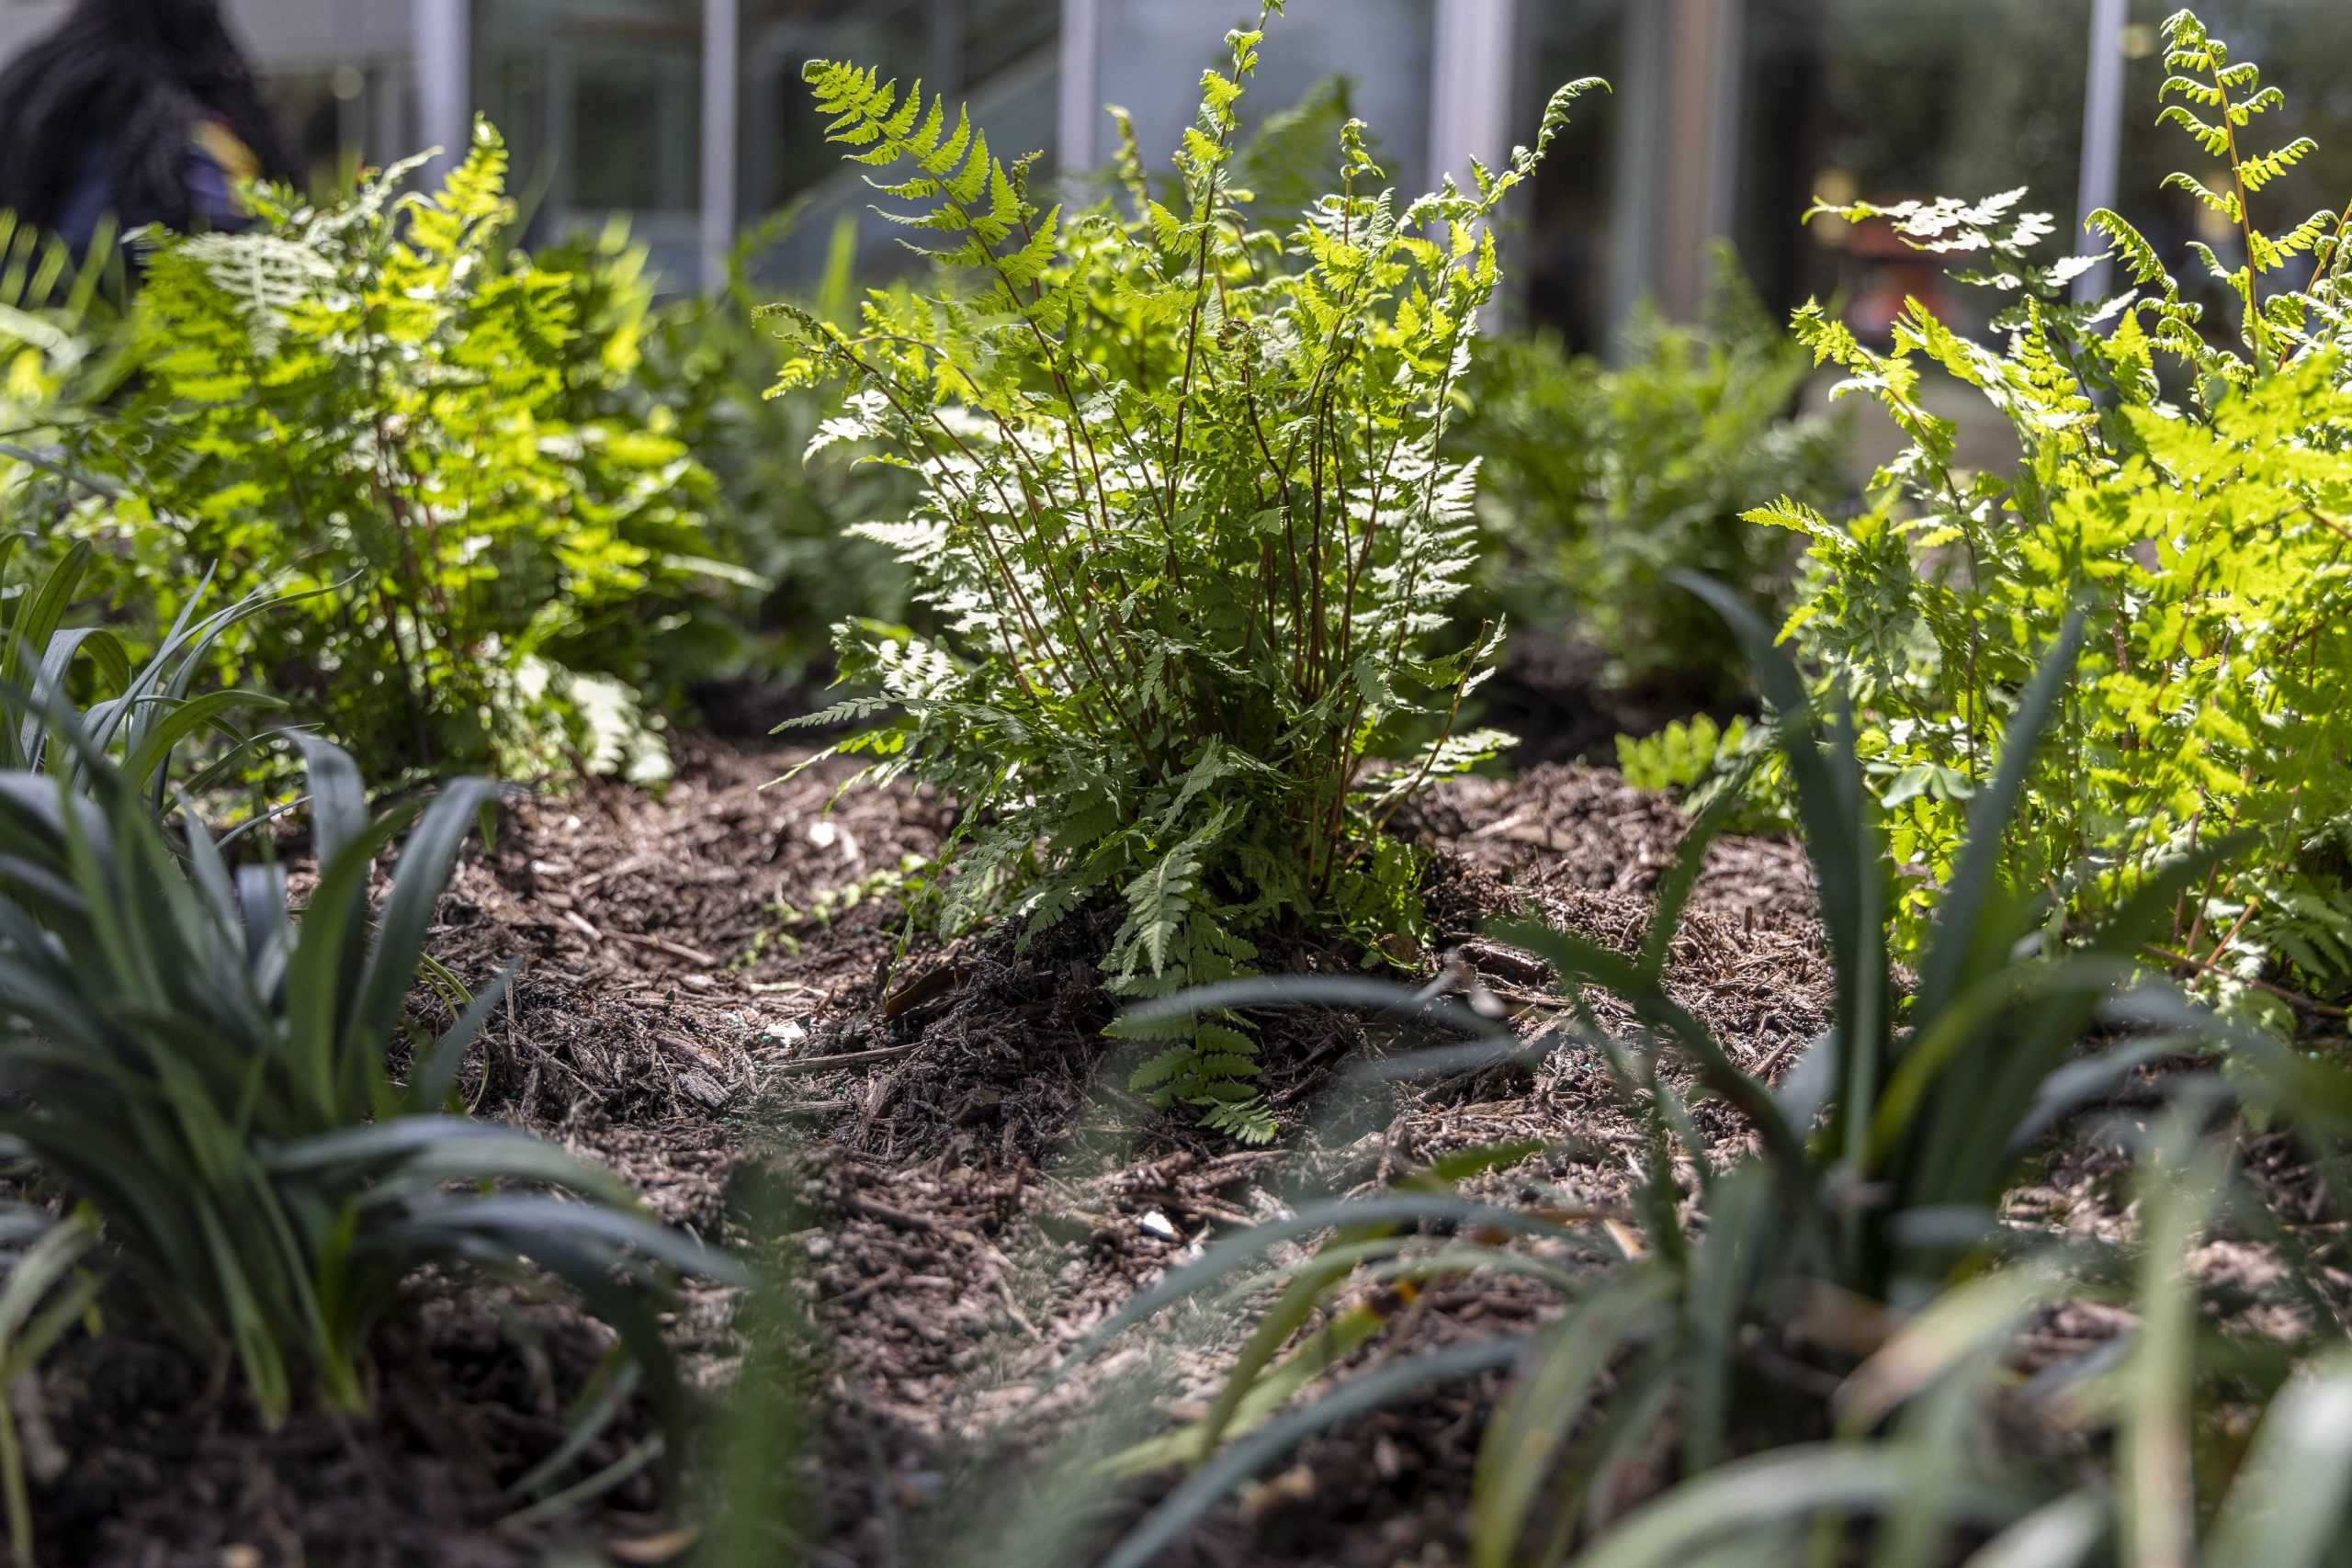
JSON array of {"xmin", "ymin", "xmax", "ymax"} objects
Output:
[
  {"xmin": 831, "ymin": 348, "xmax": 1048, "ymax": 701},
  {"xmin": 1162, "ymin": 114, "xmax": 1237, "ymax": 533},
  {"xmin": 2208, "ymin": 54, "xmax": 2272, "ymax": 376},
  {"xmin": 1366, "ymin": 626, "xmax": 1483, "ymax": 843}
]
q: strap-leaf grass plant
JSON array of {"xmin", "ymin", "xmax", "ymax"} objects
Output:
[
  {"xmin": 1747, "ymin": 7, "xmax": 2352, "ymax": 1019},
  {"xmin": 774, "ymin": 8, "xmax": 1601, "ymax": 1138},
  {"xmin": 0, "ymin": 725, "xmax": 734, "ymax": 1470},
  {"xmin": 0, "ymin": 531, "xmax": 283, "ymax": 801}
]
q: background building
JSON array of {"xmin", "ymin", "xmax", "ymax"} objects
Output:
[{"xmin": 4, "ymin": 1, "xmax": 2350, "ymax": 350}]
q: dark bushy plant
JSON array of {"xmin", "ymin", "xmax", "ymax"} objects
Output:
[
  {"xmin": 541, "ymin": 212, "xmax": 918, "ymax": 695},
  {"xmin": 0, "ymin": 730, "xmax": 731, "ymax": 1442},
  {"xmin": 1460, "ymin": 249, "xmax": 1847, "ymax": 705}
]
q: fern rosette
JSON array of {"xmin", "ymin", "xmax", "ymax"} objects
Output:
[{"xmin": 775, "ymin": 14, "xmax": 1600, "ymax": 1136}]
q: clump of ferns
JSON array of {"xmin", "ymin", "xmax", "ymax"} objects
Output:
[{"xmin": 773, "ymin": 8, "xmax": 1603, "ymax": 1138}]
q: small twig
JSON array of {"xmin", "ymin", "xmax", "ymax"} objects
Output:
[
  {"xmin": 572, "ymin": 852, "xmax": 657, "ymax": 895},
  {"xmin": 839, "ymin": 1190, "xmax": 941, "ymax": 1233},
  {"xmin": 2203, "ymin": 897, "xmax": 2261, "ymax": 972},
  {"xmin": 765, "ymin": 1043, "xmax": 922, "ymax": 1079},
  {"xmin": 615, "ymin": 930, "xmax": 720, "ymax": 968}
]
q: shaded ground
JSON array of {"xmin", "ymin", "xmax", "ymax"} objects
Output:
[{"xmin": 33, "ymin": 1287, "xmax": 657, "ymax": 1568}]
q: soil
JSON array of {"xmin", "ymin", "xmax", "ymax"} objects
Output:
[
  {"xmin": 34, "ymin": 1288, "xmax": 659, "ymax": 1568},
  {"xmin": 33, "ymin": 735, "xmax": 2330, "ymax": 1566}
]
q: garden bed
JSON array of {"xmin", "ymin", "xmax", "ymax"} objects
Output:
[
  {"xmin": 421, "ymin": 744, "xmax": 2352, "ymax": 1566},
  {"xmin": 25, "ymin": 736, "xmax": 2344, "ymax": 1566},
  {"xmin": 217, "ymin": 739, "xmax": 1835, "ymax": 1564}
]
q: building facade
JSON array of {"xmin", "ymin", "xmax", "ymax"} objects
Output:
[{"xmin": 4, "ymin": 1, "xmax": 2349, "ymax": 347}]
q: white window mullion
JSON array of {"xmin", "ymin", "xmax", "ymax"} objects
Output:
[
  {"xmin": 413, "ymin": 0, "xmax": 471, "ymax": 181},
  {"xmin": 702, "ymin": 0, "xmax": 741, "ymax": 292},
  {"xmin": 1429, "ymin": 0, "xmax": 1517, "ymax": 195},
  {"xmin": 1058, "ymin": 0, "xmax": 1104, "ymax": 179},
  {"xmin": 2075, "ymin": 0, "xmax": 2130, "ymax": 302}
]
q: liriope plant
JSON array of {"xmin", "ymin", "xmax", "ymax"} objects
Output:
[
  {"xmin": 0, "ymin": 727, "xmax": 735, "ymax": 1568},
  {"xmin": 772, "ymin": 8, "xmax": 1600, "ymax": 1137},
  {"xmin": 1070, "ymin": 578, "xmax": 2352, "ymax": 1568}
]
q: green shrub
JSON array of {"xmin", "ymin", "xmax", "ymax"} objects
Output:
[
  {"xmin": 1459, "ymin": 251, "xmax": 1846, "ymax": 704},
  {"xmin": 772, "ymin": 17, "xmax": 1600, "ymax": 1137},
  {"xmin": 1748, "ymin": 9, "xmax": 2352, "ymax": 1015},
  {"xmin": 67, "ymin": 125, "xmax": 722, "ymax": 783},
  {"xmin": 0, "ymin": 729, "xmax": 731, "ymax": 1451},
  {"xmin": 1613, "ymin": 711, "xmax": 1748, "ymax": 794},
  {"xmin": 543, "ymin": 212, "xmax": 918, "ymax": 693},
  {"xmin": 1080, "ymin": 575, "xmax": 2352, "ymax": 1566}
]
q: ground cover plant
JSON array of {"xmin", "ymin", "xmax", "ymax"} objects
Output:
[
  {"xmin": 1741, "ymin": 8, "xmax": 2352, "ymax": 1019},
  {"xmin": 0, "ymin": 725, "xmax": 733, "ymax": 1562},
  {"xmin": 774, "ymin": 8, "xmax": 1601, "ymax": 1137}
]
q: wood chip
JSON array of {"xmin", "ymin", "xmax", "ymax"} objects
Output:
[
  {"xmin": 615, "ymin": 930, "xmax": 720, "ymax": 968},
  {"xmin": 765, "ymin": 1043, "xmax": 920, "ymax": 1078}
]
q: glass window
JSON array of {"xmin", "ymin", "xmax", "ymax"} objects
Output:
[
  {"xmin": 735, "ymin": 0, "xmax": 1060, "ymax": 289},
  {"xmin": 2114, "ymin": 1, "xmax": 2352, "ymax": 310},
  {"xmin": 1507, "ymin": 0, "xmax": 1625, "ymax": 352},
  {"xmin": 1735, "ymin": 0, "xmax": 2093, "ymax": 339},
  {"xmin": 1092, "ymin": 0, "xmax": 1435, "ymax": 198},
  {"xmin": 739, "ymin": 0, "xmax": 932, "ymax": 222},
  {"xmin": 474, "ymin": 0, "xmax": 704, "ymax": 217},
  {"xmin": 261, "ymin": 63, "xmax": 379, "ymax": 195}
]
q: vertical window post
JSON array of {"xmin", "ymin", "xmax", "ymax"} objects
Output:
[
  {"xmin": 1430, "ymin": 0, "xmax": 1518, "ymax": 326},
  {"xmin": 414, "ymin": 0, "xmax": 471, "ymax": 182},
  {"xmin": 1429, "ymin": 0, "xmax": 1519, "ymax": 191},
  {"xmin": 1610, "ymin": 0, "xmax": 1742, "ymax": 335},
  {"xmin": 1058, "ymin": 0, "xmax": 1103, "ymax": 178},
  {"xmin": 704, "ymin": 0, "xmax": 741, "ymax": 292},
  {"xmin": 2075, "ymin": 0, "xmax": 2128, "ymax": 303}
]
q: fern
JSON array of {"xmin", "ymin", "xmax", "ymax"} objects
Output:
[
  {"xmin": 1756, "ymin": 7, "xmax": 2352, "ymax": 1019},
  {"xmin": 778, "ymin": 18, "xmax": 1600, "ymax": 1132},
  {"xmin": 1457, "ymin": 247, "xmax": 1848, "ymax": 703},
  {"xmin": 53, "ymin": 121, "xmax": 719, "ymax": 781}
]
